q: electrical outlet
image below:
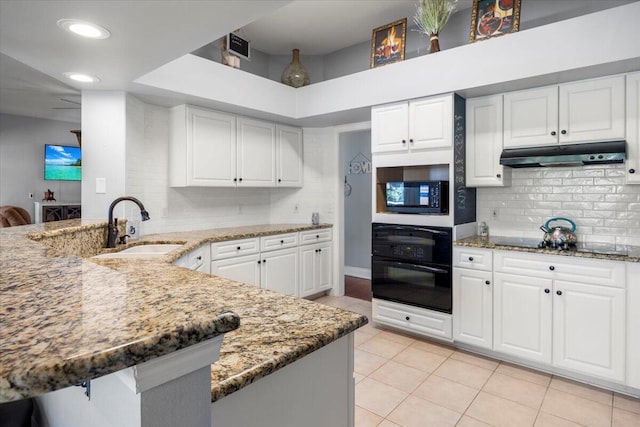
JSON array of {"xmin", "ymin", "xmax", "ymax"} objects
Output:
[
  {"xmin": 238, "ymin": 204, "xmax": 243, "ymax": 214},
  {"xmin": 491, "ymin": 208, "xmax": 498, "ymax": 219},
  {"xmin": 294, "ymin": 204, "xmax": 299, "ymax": 213}
]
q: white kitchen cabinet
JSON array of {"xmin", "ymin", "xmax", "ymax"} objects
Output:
[
  {"xmin": 211, "ymin": 253, "xmax": 261, "ymax": 287},
  {"xmin": 493, "ymin": 271, "xmax": 553, "ymax": 364},
  {"xmin": 503, "ymin": 76, "xmax": 625, "ymax": 149},
  {"xmin": 170, "ymin": 105, "xmax": 237, "ymax": 187},
  {"xmin": 493, "ymin": 250, "xmax": 626, "ymax": 381},
  {"xmin": 211, "ymin": 238, "xmax": 260, "ymax": 260},
  {"xmin": 170, "ymin": 105, "xmax": 303, "ymax": 188},
  {"xmin": 453, "ymin": 267, "xmax": 493, "ymax": 349},
  {"xmin": 626, "ymin": 72, "xmax": 640, "ymax": 184},
  {"xmin": 552, "ymin": 280, "xmax": 625, "ymax": 382},
  {"xmin": 299, "ymin": 242, "xmax": 332, "ymax": 297},
  {"xmin": 236, "ymin": 117, "xmax": 276, "ymax": 187},
  {"xmin": 173, "ymin": 244, "xmax": 210, "ymax": 274},
  {"xmin": 373, "ymin": 298, "xmax": 452, "ymax": 341},
  {"xmin": 276, "ymin": 125, "xmax": 303, "ymax": 187},
  {"xmin": 260, "ymin": 247, "xmax": 298, "ymax": 296},
  {"xmin": 466, "ymin": 95, "xmax": 510, "ymax": 187},
  {"xmin": 371, "ymin": 95, "xmax": 452, "ymax": 153}
]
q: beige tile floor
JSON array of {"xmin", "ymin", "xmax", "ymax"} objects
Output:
[{"xmin": 313, "ymin": 295, "xmax": 640, "ymax": 427}]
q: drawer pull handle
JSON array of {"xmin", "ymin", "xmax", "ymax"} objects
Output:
[
  {"xmin": 257, "ymin": 260, "xmax": 261, "ymax": 264},
  {"xmin": 496, "ymin": 173, "xmax": 501, "ymax": 178},
  {"xmin": 316, "ymin": 235, "xmax": 320, "ymax": 239},
  {"xmin": 551, "ymin": 131, "xmax": 557, "ymax": 136},
  {"xmin": 409, "ymin": 138, "xmax": 414, "ymax": 143},
  {"xmin": 544, "ymin": 288, "xmax": 550, "ymax": 294},
  {"xmin": 196, "ymin": 256, "xmax": 202, "ymax": 261},
  {"xmin": 561, "ymin": 130, "xmax": 567, "ymax": 135},
  {"xmin": 556, "ymin": 290, "xmax": 563, "ymax": 296},
  {"xmin": 405, "ymin": 316, "xmax": 410, "ymax": 321},
  {"xmin": 468, "ymin": 257, "xmax": 474, "ymax": 261},
  {"xmin": 263, "ymin": 259, "xmax": 267, "ymax": 264},
  {"xmin": 233, "ymin": 178, "xmax": 237, "ymax": 182},
  {"xmin": 237, "ymin": 246, "xmax": 241, "ymax": 250},
  {"xmin": 280, "ymin": 240, "xmax": 284, "ymax": 244},
  {"xmin": 549, "ymin": 265, "xmax": 555, "ymax": 271},
  {"xmin": 485, "ymin": 280, "xmax": 490, "ymax": 285},
  {"xmin": 402, "ymin": 139, "xmax": 406, "ymax": 144},
  {"xmin": 630, "ymin": 169, "xmax": 636, "ymax": 174},
  {"xmin": 278, "ymin": 178, "xmax": 282, "ymax": 182}
]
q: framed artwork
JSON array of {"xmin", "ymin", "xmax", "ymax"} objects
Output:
[
  {"xmin": 370, "ymin": 18, "xmax": 407, "ymax": 68},
  {"xmin": 469, "ymin": 0, "xmax": 522, "ymax": 42}
]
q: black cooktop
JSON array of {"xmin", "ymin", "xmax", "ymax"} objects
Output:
[{"xmin": 490, "ymin": 237, "xmax": 629, "ymax": 256}]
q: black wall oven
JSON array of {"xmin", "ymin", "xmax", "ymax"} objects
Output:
[{"xmin": 371, "ymin": 223, "xmax": 452, "ymax": 314}]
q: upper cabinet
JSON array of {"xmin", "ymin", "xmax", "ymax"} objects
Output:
[
  {"xmin": 466, "ymin": 95, "xmax": 510, "ymax": 187},
  {"xmin": 372, "ymin": 95, "xmax": 452, "ymax": 153},
  {"xmin": 170, "ymin": 105, "xmax": 303, "ymax": 188},
  {"xmin": 504, "ymin": 75, "xmax": 625, "ymax": 149},
  {"xmin": 626, "ymin": 72, "xmax": 640, "ymax": 184},
  {"xmin": 276, "ymin": 125, "xmax": 304, "ymax": 187}
]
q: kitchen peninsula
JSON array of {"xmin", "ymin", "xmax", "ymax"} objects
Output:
[{"xmin": 0, "ymin": 220, "xmax": 366, "ymax": 427}]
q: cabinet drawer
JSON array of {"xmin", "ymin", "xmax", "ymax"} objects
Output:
[
  {"xmin": 373, "ymin": 298, "xmax": 452, "ymax": 341},
  {"xmin": 211, "ymin": 238, "xmax": 259, "ymax": 260},
  {"xmin": 299, "ymin": 228, "xmax": 332, "ymax": 245},
  {"xmin": 453, "ymin": 247, "xmax": 493, "ymax": 271},
  {"xmin": 260, "ymin": 233, "xmax": 298, "ymax": 252},
  {"xmin": 494, "ymin": 250, "xmax": 625, "ymax": 288}
]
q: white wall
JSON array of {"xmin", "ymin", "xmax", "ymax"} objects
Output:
[
  {"xmin": 0, "ymin": 113, "xmax": 80, "ymax": 221},
  {"xmin": 477, "ymin": 164, "xmax": 640, "ymax": 246},
  {"xmin": 340, "ymin": 130, "xmax": 371, "ymax": 274},
  {"xmin": 122, "ymin": 100, "xmax": 335, "ymax": 235},
  {"xmin": 81, "ymin": 91, "xmax": 128, "ymax": 220}
]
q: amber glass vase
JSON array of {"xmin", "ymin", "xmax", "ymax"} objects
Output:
[{"xmin": 281, "ymin": 49, "xmax": 310, "ymax": 88}]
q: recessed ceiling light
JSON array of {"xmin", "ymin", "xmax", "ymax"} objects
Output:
[
  {"xmin": 63, "ymin": 72, "xmax": 100, "ymax": 83},
  {"xmin": 57, "ymin": 19, "xmax": 111, "ymax": 39}
]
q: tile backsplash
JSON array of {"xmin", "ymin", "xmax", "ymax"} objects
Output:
[{"xmin": 477, "ymin": 164, "xmax": 640, "ymax": 246}]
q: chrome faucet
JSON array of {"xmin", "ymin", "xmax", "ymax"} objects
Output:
[{"xmin": 106, "ymin": 196, "xmax": 150, "ymax": 248}]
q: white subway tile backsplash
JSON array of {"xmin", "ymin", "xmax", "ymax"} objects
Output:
[{"xmin": 477, "ymin": 164, "xmax": 640, "ymax": 243}]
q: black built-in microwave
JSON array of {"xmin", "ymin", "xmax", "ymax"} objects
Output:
[{"xmin": 385, "ymin": 181, "xmax": 448, "ymax": 214}]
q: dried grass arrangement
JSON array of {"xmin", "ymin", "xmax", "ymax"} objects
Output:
[{"xmin": 413, "ymin": 0, "xmax": 458, "ymax": 53}]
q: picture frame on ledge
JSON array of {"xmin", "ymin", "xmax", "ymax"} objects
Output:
[
  {"xmin": 370, "ymin": 18, "xmax": 407, "ymax": 68},
  {"xmin": 469, "ymin": 0, "xmax": 522, "ymax": 43}
]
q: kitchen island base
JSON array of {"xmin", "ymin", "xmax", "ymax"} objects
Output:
[
  {"xmin": 212, "ymin": 334, "xmax": 355, "ymax": 427},
  {"xmin": 35, "ymin": 336, "xmax": 224, "ymax": 427}
]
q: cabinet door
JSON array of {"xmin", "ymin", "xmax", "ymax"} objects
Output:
[
  {"xmin": 504, "ymin": 86, "xmax": 558, "ymax": 148},
  {"xmin": 552, "ymin": 280, "xmax": 625, "ymax": 381},
  {"xmin": 409, "ymin": 96, "xmax": 452, "ymax": 150},
  {"xmin": 211, "ymin": 254, "xmax": 260, "ymax": 287},
  {"xmin": 466, "ymin": 95, "xmax": 509, "ymax": 187},
  {"xmin": 559, "ymin": 76, "xmax": 625, "ymax": 144},
  {"xmin": 299, "ymin": 245, "xmax": 317, "ymax": 297},
  {"xmin": 493, "ymin": 272, "xmax": 553, "ymax": 364},
  {"xmin": 261, "ymin": 248, "xmax": 298, "ymax": 296},
  {"xmin": 626, "ymin": 72, "xmax": 640, "ymax": 184},
  {"xmin": 371, "ymin": 102, "xmax": 409, "ymax": 153},
  {"xmin": 189, "ymin": 107, "xmax": 237, "ymax": 186},
  {"xmin": 453, "ymin": 268, "xmax": 493, "ymax": 349},
  {"xmin": 317, "ymin": 243, "xmax": 333, "ymax": 292},
  {"xmin": 276, "ymin": 125, "xmax": 303, "ymax": 187},
  {"xmin": 236, "ymin": 117, "xmax": 276, "ymax": 187}
]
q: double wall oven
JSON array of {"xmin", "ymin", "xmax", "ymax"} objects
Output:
[{"xmin": 371, "ymin": 223, "xmax": 452, "ymax": 314}]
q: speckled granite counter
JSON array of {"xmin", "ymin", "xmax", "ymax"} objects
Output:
[
  {"xmin": 455, "ymin": 235, "xmax": 640, "ymax": 263},
  {"xmin": 0, "ymin": 221, "xmax": 367, "ymax": 404}
]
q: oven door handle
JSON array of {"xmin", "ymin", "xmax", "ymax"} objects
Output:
[
  {"xmin": 374, "ymin": 225, "xmax": 448, "ymax": 235},
  {"xmin": 385, "ymin": 260, "xmax": 449, "ymax": 274}
]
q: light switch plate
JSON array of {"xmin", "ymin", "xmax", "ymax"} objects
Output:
[{"xmin": 96, "ymin": 178, "xmax": 106, "ymax": 194}]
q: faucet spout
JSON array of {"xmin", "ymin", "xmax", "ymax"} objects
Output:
[{"xmin": 106, "ymin": 196, "xmax": 151, "ymax": 248}]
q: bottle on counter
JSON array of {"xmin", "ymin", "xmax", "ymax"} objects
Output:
[{"xmin": 478, "ymin": 221, "xmax": 489, "ymax": 238}]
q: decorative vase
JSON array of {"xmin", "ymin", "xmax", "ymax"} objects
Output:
[
  {"xmin": 429, "ymin": 33, "xmax": 440, "ymax": 53},
  {"xmin": 281, "ymin": 49, "xmax": 310, "ymax": 88}
]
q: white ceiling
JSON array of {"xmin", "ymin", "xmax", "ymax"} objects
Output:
[{"xmin": 0, "ymin": 0, "xmax": 473, "ymax": 124}]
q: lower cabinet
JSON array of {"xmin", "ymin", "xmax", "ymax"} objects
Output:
[
  {"xmin": 299, "ymin": 242, "xmax": 332, "ymax": 297},
  {"xmin": 453, "ymin": 268, "xmax": 493, "ymax": 349},
  {"xmin": 373, "ymin": 298, "xmax": 452, "ymax": 340},
  {"xmin": 211, "ymin": 254, "xmax": 261, "ymax": 287},
  {"xmin": 261, "ymin": 247, "xmax": 298, "ymax": 296},
  {"xmin": 492, "ymin": 251, "xmax": 626, "ymax": 382}
]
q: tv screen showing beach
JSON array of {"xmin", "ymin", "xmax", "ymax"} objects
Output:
[{"xmin": 44, "ymin": 145, "xmax": 81, "ymax": 181}]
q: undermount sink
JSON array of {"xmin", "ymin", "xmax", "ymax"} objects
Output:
[{"xmin": 93, "ymin": 244, "xmax": 184, "ymax": 259}]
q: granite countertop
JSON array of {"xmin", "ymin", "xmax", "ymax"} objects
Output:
[
  {"xmin": 0, "ymin": 220, "xmax": 367, "ymax": 403},
  {"xmin": 455, "ymin": 235, "xmax": 640, "ymax": 263}
]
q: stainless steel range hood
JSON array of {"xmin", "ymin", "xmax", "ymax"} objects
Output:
[{"xmin": 500, "ymin": 141, "xmax": 626, "ymax": 168}]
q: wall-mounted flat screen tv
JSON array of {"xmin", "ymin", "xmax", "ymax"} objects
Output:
[{"xmin": 44, "ymin": 144, "xmax": 82, "ymax": 181}]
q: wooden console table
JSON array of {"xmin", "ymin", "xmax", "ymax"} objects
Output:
[{"xmin": 34, "ymin": 202, "xmax": 82, "ymax": 223}]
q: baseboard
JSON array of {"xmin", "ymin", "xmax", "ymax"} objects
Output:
[{"xmin": 344, "ymin": 266, "xmax": 371, "ymax": 280}]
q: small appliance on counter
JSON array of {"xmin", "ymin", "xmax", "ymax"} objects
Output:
[{"xmin": 539, "ymin": 217, "xmax": 577, "ymax": 250}]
